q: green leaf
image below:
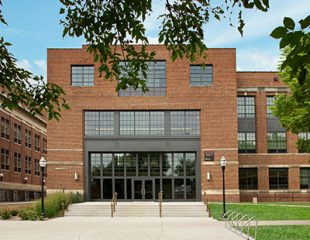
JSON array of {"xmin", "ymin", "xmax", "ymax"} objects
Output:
[
  {"xmin": 270, "ymin": 26, "xmax": 288, "ymax": 39},
  {"xmin": 283, "ymin": 17, "xmax": 295, "ymax": 30},
  {"xmin": 279, "ymin": 32, "xmax": 293, "ymax": 49},
  {"xmin": 59, "ymin": 8, "xmax": 65, "ymax": 14},
  {"xmin": 299, "ymin": 15, "xmax": 310, "ymax": 29}
]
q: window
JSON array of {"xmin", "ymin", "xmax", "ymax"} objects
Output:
[
  {"xmin": 267, "ymin": 132, "xmax": 287, "ymax": 153},
  {"xmin": 85, "ymin": 111, "xmax": 114, "ymax": 136},
  {"xmin": 239, "ymin": 168, "xmax": 258, "ymax": 190},
  {"xmin": 71, "ymin": 65, "xmax": 94, "ymax": 86},
  {"xmin": 1, "ymin": 149, "xmax": 9, "ymax": 170},
  {"xmin": 35, "ymin": 159, "xmax": 40, "ymax": 176},
  {"xmin": 25, "ymin": 129, "xmax": 31, "ymax": 148},
  {"xmin": 120, "ymin": 111, "xmax": 165, "ymax": 135},
  {"xmin": 298, "ymin": 133, "xmax": 310, "ymax": 153},
  {"xmin": 238, "ymin": 132, "xmax": 256, "ymax": 153},
  {"xmin": 119, "ymin": 61, "xmax": 166, "ymax": 96},
  {"xmin": 35, "ymin": 134, "xmax": 40, "ymax": 151},
  {"xmin": 14, "ymin": 124, "xmax": 21, "ymax": 144},
  {"xmin": 300, "ymin": 168, "xmax": 310, "ymax": 189},
  {"xmin": 14, "ymin": 153, "xmax": 21, "ymax": 173},
  {"xmin": 190, "ymin": 65, "xmax": 212, "ymax": 86},
  {"xmin": 1, "ymin": 117, "xmax": 10, "ymax": 140},
  {"xmin": 25, "ymin": 156, "xmax": 31, "ymax": 174},
  {"xmin": 266, "ymin": 96, "xmax": 276, "ymax": 118},
  {"xmin": 43, "ymin": 138, "xmax": 47, "ymax": 154},
  {"xmin": 237, "ymin": 96, "xmax": 255, "ymax": 118},
  {"xmin": 269, "ymin": 168, "xmax": 288, "ymax": 189},
  {"xmin": 170, "ymin": 111, "xmax": 200, "ymax": 135}
]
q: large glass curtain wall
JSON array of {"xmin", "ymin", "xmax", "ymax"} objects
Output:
[{"xmin": 90, "ymin": 152, "xmax": 196, "ymax": 200}]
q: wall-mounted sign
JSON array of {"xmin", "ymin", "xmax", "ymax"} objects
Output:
[{"xmin": 204, "ymin": 151, "xmax": 214, "ymax": 161}]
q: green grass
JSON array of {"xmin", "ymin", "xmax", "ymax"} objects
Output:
[
  {"xmin": 250, "ymin": 225, "xmax": 310, "ymax": 240},
  {"xmin": 209, "ymin": 203, "xmax": 310, "ymax": 221}
]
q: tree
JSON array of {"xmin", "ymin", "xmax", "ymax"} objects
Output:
[
  {"xmin": 0, "ymin": 0, "xmax": 69, "ymax": 120},
  {"xmin": 270, "ymin": 16, "xmax": 310, "ymax": 152},
  {"xmin": 59, "ymin": 0, "xmax": 269, "ymax": 92}
]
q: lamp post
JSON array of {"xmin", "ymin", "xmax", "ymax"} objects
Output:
[
  {"xmin": 39, "ymin": 157, "xmax": 47, "ymax": 218},
  {"xmin": 220, "ymin": 155, "xmax": 227, "ymax": 218}
]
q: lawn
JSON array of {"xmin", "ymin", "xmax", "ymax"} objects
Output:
[
  {"xmin": 209, "ymin": 202, "xmax": 310, "ymax": 221},
  {"xmin": 250, "ymin": 225, "xmax": 310, "ymax": 240}
]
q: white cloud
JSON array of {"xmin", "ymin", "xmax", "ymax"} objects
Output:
[
  {"xmin": 34, "ymin": 60, "xmax": 46, "ymax": 72},
  {"xmin": 147, "ymin": 36, "xmax": 159, "ymax": 44},
  {"xmin": 17, "ymin": 59, "xmax": 32, "ymax": 71},
  {"xmin": 237, "ymin": 49, "xmax": 280, "ymax": 71}
]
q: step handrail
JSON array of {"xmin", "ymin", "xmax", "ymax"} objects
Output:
[
  {"xmin": 111, "ymin": 192, "xmax": 117, "ymax": 217},
  {"xmin": 158, "ymin": 191, "xmax": 163, "ymax": 217}
]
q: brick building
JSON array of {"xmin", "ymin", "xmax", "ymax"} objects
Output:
[
  {"xmin": 47, "ymin": 45, "xmax": 310, "ymax": 202},
  {"xmin": 0, "ymin": 96, "xmax": 47, "ymax": 202}
]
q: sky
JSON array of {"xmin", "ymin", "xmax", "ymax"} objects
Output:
[{"xmin": 1, "ymin": 0, "xmax": 309, "ymax": 79}]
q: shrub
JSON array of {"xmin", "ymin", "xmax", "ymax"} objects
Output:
[
  {"xmin": 72, "ymin": 192, "xmax": 84, "ymax": 204},
  {"xmin": 1, "ymin": 210, "xmax": 11, "ymax": 220},
  {"xmin": 10, "ymin": 209, "xmax": 18, "ymax": 216},
  {"xmin": 18, "ymin": 208, "xmax": 38, "ymax": 221},
  {"xmin": 36, "ymin": 192, "xmax": 69, "ymax": 218}
]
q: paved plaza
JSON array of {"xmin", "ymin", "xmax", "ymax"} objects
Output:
[{"xmin": 0, "ymin": 217, "xmax": 244, "ymax": 240}]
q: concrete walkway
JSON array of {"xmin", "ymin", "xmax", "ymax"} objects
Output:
[
  {"xmin": 258, "ymin": 220, "xmax": 310, "ymax": 226},
  {"xmin": 0, "ymin": 217, "xmax": 244, "ymax": 240}
]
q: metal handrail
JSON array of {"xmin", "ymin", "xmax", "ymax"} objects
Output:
[
  {"xmin": 223, "ymin": 211, "xmax": 258, "ymax": 240},
  {"xmin": 158, "ymin": 191, "xmax": 163, "ymax": 218},
  {"xmin": 111, "ymin": 192, "xmax": 117, "ymax": 217}
]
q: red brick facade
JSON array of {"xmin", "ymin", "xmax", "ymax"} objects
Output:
[
  {"xmin": 46, "ymin": 45, "xmax": 310, "ymax": 202},
  {"xmin": 0, "ymin": 106, "xmax": 47, "ymax": 201}
]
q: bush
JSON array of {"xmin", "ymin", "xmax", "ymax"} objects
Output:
[
  {"xmin": 1, "ymin": 210, "xmax": 11, "ymax": 220},
  {"xmin": 10, "ymin": 209, "xmax": 18, "ymax": 216},
  {"xmin": 18, "ymin": 208, "xmax": 38, "ymax": 221},
  {"xmin": 36, "ymin": 192, "xmax": 69, "ymax": 218},
  {"xmin": 297, "ymin": 139, "xmax": 310, "ymax": 153},
  {"xmin": 72, "ymin": 192, "xmax": 84, "ymax": 204}
]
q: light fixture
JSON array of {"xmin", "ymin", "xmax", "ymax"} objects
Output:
[
  {"xmin": 220, "ymin": 155, "xmax": 226, "ymax": 168},
  {"xmin": 206, "ymin": 172, "xmax": 211, "ymax": 181},
  {"xmin": 23, "ymin": 177, "xmax": 28, "ymax": 183},
  {"xmin": 74, "ymin": 172, "xmax": 79, "ymax": 181},
  {"xmin": 220, "ymin": 155, "xmax": 227, "ymax": 218},
  {"xmin": 0, "ymin": 173, "xmax": 4, "ymax": 181}
]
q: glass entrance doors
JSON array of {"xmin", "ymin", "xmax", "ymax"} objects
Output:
[
  {"xmin": 90, "ymin": 152, "xmax": 197, "ymax": 201},
  {"xmin": 133, "ymin": 179, "xmax": 153, "ymax": 200}
]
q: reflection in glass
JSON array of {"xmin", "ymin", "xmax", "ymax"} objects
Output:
[
  {"xmin": 125, "ymin": 153, "xmax": 136, "ymax": 176},
  {"xmin": 138, "ymin": 153, "xmax": 148, "ymax": 176},
  {"xmin": 150, "ymin": 153, "xmax": 160, "ymax": 176},
  {"xmin": 90, "ymin": 153, "xmax": 101, "ymax": 176},
  {"xmin": 114, "ymin": 153, "xmax": 124, "ymax": 176},
  {"xmin": 174, "ymin": 179, "xmax": 184, "ymax": 199},
  {"xmin": 162, "ymin": 153, "xmax": 172, "ymax": 176},
  {"xmin": 102, "ymin": 179, "xmax": 112, "ymax": 199},
  {"xmin": 102, "ymin": 153, "xmax": 113, "ymax": 176},
  {"xmin": 127, "ymin": 179, "xmax": 132, "ymax": 199},
  {"xmin": 185, "ymin": 153, "xmax": 195, "ymax": 176},
  {"xmin": 115, "ymin": 179, "xmax": 125, "ymax": 199},
  {"xmin": 186, "ymin": 179, "xmax": 196, "ymax": 199},
  {"xmin": 155, "ymin": 179, "xmax": 160, "ymax": 199},
  {"xmin": 91, "ymin": 178, "xmax": 100, "ymax": 199},
  {"xmin": 134, "ymin": 180, "xmax": 143, "ymax": 199},
  {"xmin": 145, "ymin": 180, "xmax": 153, "ymax": 199},
  {"xmin": 174, "ymin": 153, "xmax": 184, "ymax": 176},
  {"xmin": 162, "ymin": 179, "xmax": 172, "ymax": 199}
]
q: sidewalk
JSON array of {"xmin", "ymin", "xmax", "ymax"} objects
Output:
[
  {"xmin": 258, "ymin": 220, "xmax": 310, "ymax": 226},
  {"xmin": 0, "ymin": 217, "xmax": 244, "ymax": 240}
]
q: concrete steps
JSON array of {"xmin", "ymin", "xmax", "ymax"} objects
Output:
[{"xmin": 65, "ymin": 202, "xmax": 209, "ymax": 217}]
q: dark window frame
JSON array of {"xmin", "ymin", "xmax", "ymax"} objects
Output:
[
  {"xmin": 190, "ymin": 64, "xmax": 213, "ymax": 86},
  {"xmin": 119, "ymin": 61, "xmax": 166, "ymax": 96},
  {"xmin": 14, "ymin": 152, "xmax": 21, "ymax": 173},
  {"xmin": 239, "ymin": 168, "xmax": 258, "ymax": 190},
  {"xmin": 269, "ymin": 168, "xmax": 288, "ymax": 190},
  {"xmin": 237, "ymin": 96, "xmax": 255, "ymax": 119},
  {"xmin": 71, "ymin": 65, "xmax": 94, "ymax": 87},
  {"xmin": 25, "ymin": 156, "xmax": 32, "ymax": 175},
  {"xmin": 170, "ymin": 111, "xmax": 200, "ymax": 136},
  {"xmin": 300, "ymin": 168, "xmax": 310, "ymax": 189},
  {"xmin": 34, "ymin": 134, "xmax": 40, "ymax": 152},
  {"xmin": 266, "ymin": 96, "xmax": 276, "ymax": 119},
  {"xmin": 267, "ymin": 132, "xmax": 287, "ymax": 153},
  {"xmin": 1, "ymin": 117, "xmax": 10, "ymax": 140},
  {"xmin": 1, "ymin": 148, "xmax": 9, "ymax": 170},
  {"xmin": 34, "ymin": 159, "xmax": 40, "ymax": 176},
  {"xmin": 14, "ymin": 124, "xmax": 21, "ymax": 144},
  {"xmin": 238, "ymin": 132, "xmax": 256, "ymax": 153},
  {"xmin": 25, "ymin": 129, "xmax": 31, "ymax": 148}
]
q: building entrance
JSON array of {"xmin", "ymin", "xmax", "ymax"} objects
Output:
[{"xmin": 89, "ymin": 152, "xmax": 198, "ymax": 201}]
